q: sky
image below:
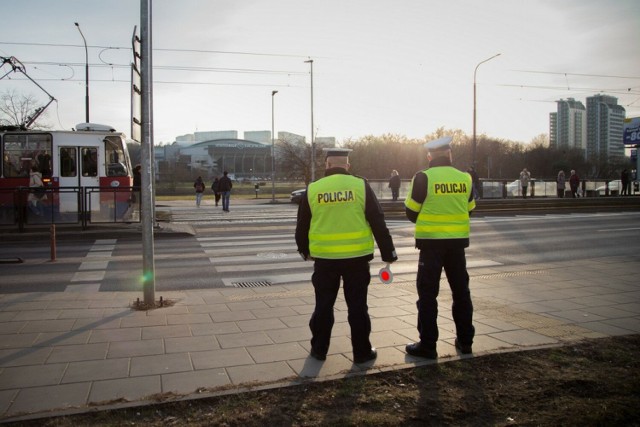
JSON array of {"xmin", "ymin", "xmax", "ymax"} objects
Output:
[{"xmin": 1, "ymin": 0, "xmax": 639, "ymax": 145}]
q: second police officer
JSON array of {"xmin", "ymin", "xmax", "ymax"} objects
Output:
[
  {"xmin": 404, "ymin": 136, "xmax": 476, "ymax": 359},
  {"xmin": 296, "ymin": 148, "xmax": 397, "ymax": 364}
]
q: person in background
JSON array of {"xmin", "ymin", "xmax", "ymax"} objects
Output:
[
  {"xmin": 295, "ymin": 148, "xmax": 397, "ymax": 364},
  {"xmin": 404, "ymin": 136, "xmax": 476, "ymax": 359},
  {"xmin": 467, "ymin": 166, "xmax": 480, "ymax": 200},
  {"xmin": 211, "ymin": 176, "xmax": 221, "ymax": 207},
  {"xmin": 218, "ymin": 171, "xmax": 233, "ymax": 212},
  {"xmin": 519, "ymin": 168, "xmax": 531, "ymax": 199},
  {"xmin": 194, "ymin": 176, "xmax": 205, "ymax": 207},
  {"xmin": 569, "ymin": 170, "xmax": 580, "ymax": 198},
  {"xmin": 27, "ymin": 165, "xmax": 45, "ymax": 216},
  {"xmin": 621, "ymin": 169, "xmax": 630, "ymax": 196},
  {"xmin": 130, "ymin": 164, "xmax": 142, "ymax": 205},
  {"xmin": 556, "ymin": 170, "xmax": 566, "ymax": 198},
  {"xmin": 389, "ymin": 170, "xmax": 401, "ymax": 201}
]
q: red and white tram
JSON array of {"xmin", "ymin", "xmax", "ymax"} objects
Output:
[{"xmin": 0, "ymin": 123, "xmax": 133, "ymax": 223}]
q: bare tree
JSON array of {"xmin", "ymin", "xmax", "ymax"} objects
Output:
[
  {"xmin": 0, "ymin": 89, "xmax": 50, "ymax": 129},
  {"xmin": 276, "ymin": 137, "xmax": 323, "ymax": 185}
]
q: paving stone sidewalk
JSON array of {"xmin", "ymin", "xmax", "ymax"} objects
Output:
[{"xmin": 0, "ymin": 255, "xmax": 639, "ymax": 422}]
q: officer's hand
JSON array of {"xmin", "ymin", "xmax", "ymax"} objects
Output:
[{"xmin": 383, "ymin": 255, "xmax": 398, "ymax": 264}]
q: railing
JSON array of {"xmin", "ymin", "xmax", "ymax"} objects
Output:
[
  {"xmin": 0, "ymin": 186, "xmax": 140, "ymax": 232},
  {"xmin": 367, "ymin": 179, "xmax": 638, "ymax": 201}
]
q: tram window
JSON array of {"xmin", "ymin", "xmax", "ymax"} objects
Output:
[
  {"xmin": 104, "ymin": 136, "xmax": 130, "ymax": 176},
  {"xmin": 81, "ymin": 147, "xmax": 98, "ymax": 177},
  {"xmin": 60, "ymin": 147, "xmax": 77, "ymax": 177},
  {"xmin": 2, "ymin": 133, "xmax": 52, "ymax": 178}
]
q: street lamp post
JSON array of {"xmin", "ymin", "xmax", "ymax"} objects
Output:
[
  {"xmin": 304, "ymin": 59, "xmax": 315, "ymax": 182},
  {"xmin": 74, "ymin": 22, "xmax": 90, "ymax": 123},
  {"xmin": 271, "ymin": 90, "xmax": 278, "ymax": 203},
  {"xmin": 472, "ymin": 53, "xmax": 500, "ymax": 168}
]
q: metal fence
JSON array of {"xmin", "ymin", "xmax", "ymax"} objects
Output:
[
  {"xmin": 367, "ymin": 179, "xmax": 638, "ymax": 201},
  {"xmin": 0, "ymin": 186, "xmax": 140, "ymax": 231}
]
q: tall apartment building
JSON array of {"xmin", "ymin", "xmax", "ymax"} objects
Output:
[
  {"xmin": 586, "ymin": 94, "xmax": 625, "ymax": 161},
  {"xmin": 549, "ymin": 112, "xmax": 557, "ymax": 147},
  {"xmin": 549, "ymin": 98, "xmax": 586, "ymax": 155}
]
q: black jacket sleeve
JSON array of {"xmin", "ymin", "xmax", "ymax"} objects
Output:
[
  {"xmin": 364, "ymin": 181, "xmax": 397, "ymax": 263},
  {"xmin": 294, "ymin": 189, "xmax": 311, "ymax": 259},
  {"xmin": 405, "ymin": 172, "xmax": 427, "ymax": 224}
]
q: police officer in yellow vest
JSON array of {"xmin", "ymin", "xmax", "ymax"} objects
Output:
[
  {"xmin": 404, "ymin": 136, "xmax": 476, "ymax": 359},
  {"xmin": 296, "ymin": 148, "xmax": 397, "ymax": 364}
]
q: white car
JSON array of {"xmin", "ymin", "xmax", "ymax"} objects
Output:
[
  {"xmin": 481, "ymin": 180, "xmax": 524, "ymax": 198},
  {"xmin": 506, "ymin": 180, "xmax": 521, "ymax": 197},
  {"xmin": 595, "ymin": 180, "xmax": 622, "ymax": 195}
]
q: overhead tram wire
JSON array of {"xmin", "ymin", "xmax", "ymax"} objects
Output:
[
  {"xmin": 0, "ymin": 41, "xmax": 309, "ymax": 59},
  {"xmin": 513, "ymin": 69, "xmax": 640, "ymax": 80},
  {"xmin": 495, "ymin": 83, "xmax": 640, "ymax": 96},
  {"xmin": 5, "ymin": 76, "xmax": 302, "ymax": 88},
  {"xmin": 18, "ymin": 60, "xmax": 307, "ymax": 75}
]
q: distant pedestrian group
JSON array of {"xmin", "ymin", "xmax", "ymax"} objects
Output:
[{"xmin": 193, "ymin": 171, "xmax": 233, "ymax": 210}]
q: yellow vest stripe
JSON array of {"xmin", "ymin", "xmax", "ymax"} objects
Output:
[{"xmin": 309, "ymin": 230, "xmax": 372, "ymax": 241}]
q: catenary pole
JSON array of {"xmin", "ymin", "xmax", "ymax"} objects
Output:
[{"xmin": 140, "ymin": 0, "xmax": 155, "ymax": 305}]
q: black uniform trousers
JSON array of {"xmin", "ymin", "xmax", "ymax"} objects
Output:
[
  {"xmin": 416, "ymin": 246, "xmax": 475, "ymax": 347},
  {"xmin": 310, "ymin": 257, "xmax": 372, "ymax": 358}
]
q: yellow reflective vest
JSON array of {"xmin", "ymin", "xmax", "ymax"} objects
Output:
[
  {"xmin": 307, "ymin": 174, "xmax": 374, "ymax": 259},
  {"xmin": 405, "ymin": 166, "xmax": 476, "ymax": 240}
]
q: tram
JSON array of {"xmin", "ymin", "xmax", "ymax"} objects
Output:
[{"xmin": 0, "ymin": 123, "xmax": 134, "ymax": 223}]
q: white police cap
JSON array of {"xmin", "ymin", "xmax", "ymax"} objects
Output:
[
  {"xmin": 323, "ymin": 147, "xmax": 353, "ymax": 159},
  {"xmin": 424, "ymin": 136, "xmax": 452, "ymax": 152}
]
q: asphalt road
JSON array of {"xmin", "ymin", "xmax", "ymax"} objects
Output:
[{"xmin": 1, "ymin": 207, "xmax": 638, "ymax": 294}]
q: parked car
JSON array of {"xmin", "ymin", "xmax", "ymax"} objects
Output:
[
  {"xmin": 290, "ymin": 188, "xmax": 306, "ymax": 204},
  {"xmin": 595, "ymin": 180, "xmax": 622, "ymax": 195}
]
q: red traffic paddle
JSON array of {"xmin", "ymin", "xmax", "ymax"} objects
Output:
[{"xmin": 378, "ymin": 263, "xmax": 393, "ymax": 284}]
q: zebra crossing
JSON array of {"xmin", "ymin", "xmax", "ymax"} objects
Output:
[{"xmin": 199, "ymin": 232, "xmax": 503, "ymax": 288}]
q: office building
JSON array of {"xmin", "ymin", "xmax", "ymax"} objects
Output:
[
  {"xmin": 586, "ymin": 94, "xmax": 625, "ymax": 161},
  {"xmin": 550, "ymin": 98, "xmax": 586, "ymax": 155}
]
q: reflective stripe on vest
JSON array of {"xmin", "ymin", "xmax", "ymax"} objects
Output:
[
  {"xmin": 415, "ymin": 167, "xmax": 475, "ymax": 240},
  {"xmin": 307, "ymin": 174, "xmax": 374, "ymax": 259}
]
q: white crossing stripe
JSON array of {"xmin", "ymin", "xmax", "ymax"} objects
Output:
[{"xmin": 201, "ymin": 232, "xmax": 503, "ymax": 287}]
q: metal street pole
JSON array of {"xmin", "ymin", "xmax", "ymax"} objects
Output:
[
  {"xmin": 140, "ymin": 0, "xmax": 156, "ymax": 305},
  {"xmin": 271, "ymin": 90, "xmax": 278, "ymax": 203},
  {"xmin": 74, "ymin": 23, "xmax": 89, "ymax": 123},
  {"xmin": 304, "ymin": 59, "xmax": 315, "ymax": 181},
  {"xmin": 472, "ymin": 53, "xmax": 500, "ymax": 169}
]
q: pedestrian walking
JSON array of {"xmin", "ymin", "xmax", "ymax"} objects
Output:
[
  {"xmin": 403, "ymin": 136, "xmax": 476, "ymax": 359},
  {"xmin": 519, "ymin": 168, "xmax": 531, "ymax": 199},
  {"xmin": 211, "ymin": 177, "xmax": 221, "ymax": 206},
  {"xmin": 569, "ymin": 170, "xmax": 580, "ymax": 198},
  {"xmin": 556, "ymin": 170, "xmax": 566, "ymax": 198},
  {"xmin": 295, "ymin": 148, "xmax": 397, "ymax": 364},
  {"xmin": 218, "ymin": 171, "xmax": 233, "ymax": 212},
  {"xmin": 194, "ymin": 176, "xmax": 205, "ymax": 207},
  {"xmin": 389, "ymin": 170, "xmax": 401, "ymax": 201}
]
